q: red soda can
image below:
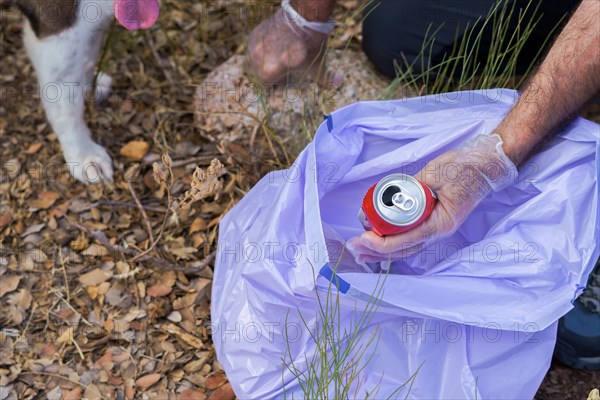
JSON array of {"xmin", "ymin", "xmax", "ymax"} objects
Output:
[{"xmin": 358, "ymin": 174, "xmax": 437, "ymax": 237}]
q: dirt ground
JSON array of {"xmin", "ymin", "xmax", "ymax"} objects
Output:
[{"xmin": 0, "ymin": 1, "xmax": 598, "ymax": 399}]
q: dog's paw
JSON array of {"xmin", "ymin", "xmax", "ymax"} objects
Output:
[
  {"xmin": 94, "ymin": 72, "xmax": 113, "ymax": 103},
  {"xmin": 64, "ymin": 142, "xmax": 113, "ymax": 184}
]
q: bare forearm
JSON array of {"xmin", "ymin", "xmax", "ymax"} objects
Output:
[
  {"xmin": 291, "ymin": 0, "xmax": 335, "ymax": 22},
  {"xmin": 497, "ymin": 0, "xmax": 600, "ymax": 166}
]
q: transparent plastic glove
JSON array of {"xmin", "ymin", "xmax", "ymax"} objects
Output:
[
  {"xmin": 247, "ymin": 6, "xmax": 336, "ymax": 85},
  {"xmin": 348, "ymin": 134, "xmax": 518, "ymax": 263}
]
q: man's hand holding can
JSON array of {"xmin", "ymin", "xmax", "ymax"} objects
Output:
[{"xmin": 349, "ymin": 134, "xmax": 518, "ymax": 265}]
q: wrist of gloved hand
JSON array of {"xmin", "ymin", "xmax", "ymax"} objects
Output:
[
  {"xmin": 281, "ymin": 0, "xmax": 336, "ymax": 34},
  {"xmin": 461, "ymin": 133, "xmax": 518, "ymax": 192}
]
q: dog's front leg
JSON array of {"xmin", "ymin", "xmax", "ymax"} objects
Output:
[{"xmin": 23, "ymin": 11, "xmax": 113, "ymax": 183}]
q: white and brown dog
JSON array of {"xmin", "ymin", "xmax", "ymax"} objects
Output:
[{"xmin": 13, "ymin": 0, "xmax": 159, "ymax": 182}]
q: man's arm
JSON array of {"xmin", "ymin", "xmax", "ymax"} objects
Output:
[
  {"xmin": 497, "ymin": 0, "xmax": 600, "ymax": 166},
  {"xmin": 353, "ymin": 0, "xmax": 600, "ymax": 261}
]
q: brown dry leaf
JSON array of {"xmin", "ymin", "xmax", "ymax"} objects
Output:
[
  {"xmin": 0, "ymin": 275, "xmax": 21, "ymax": 297},
  {"xmin": 87, "ymin": 285, "xmax": 100, "ymax": 300},
  {"xmin": 47, "ymin": 202, "xmax": 69, "ymax": 219},
  {"xmin": 163, "ymin": 323, "xmax": 203, "ymax": 349},
  {"xmin": 147, "ymin": 284, "xmax": 172, "ymax": 297},
  {"xmin": 200, "ymin": 203, "xmax": 222, "ymax": 214},
  {"xmin": 125, "ymin": 385, "xmax": 135, "ymax": 400},
  {"xmin": 189, "ymin": 217, "xmax": 207, "ymax": 234},
  {"xmin": 28, "ymin": 191, "xmax": 60, "ymax": 209},
  {"xmin": 83, "ymin": 383, "xmax": 102, "ymax": 400},
  {"xmin": 173, "ymin": 292, "xmax": 195, "ymax": 311},
  {"xmin": 56, "ymin": 327, "xmax": 75, "ymax": 345},
  {"xmin": 25, "ymin": 142, "xmax": 43, "ymax": 154},
  {"xmin": 79, "ymin": 269, "xmax": 113, "ymax": 286},
  {"xmin": 192, "ymin": 234, "xmax": 206, "ymax": 248},
  {"xmin": 0, "ymin": 212, "xmax": 11, "ymax": 228},
  {"xmin": 19, "ymin": 254, "xmax": 35, "ymax": 270},
  {"xmin": 8, "ymin": 289, "xmax": 32, "ymax": 309},
  {"xmin": 205, "ymin": 371, "xmax": 227, "ymax": 390},
  {"xmin": 94, "ymin": 351, "xmax": 114, "ymax": 372},
  {"xmin": 172, "ymin": 278, "xmax": 211, "ymax": 310},
  {"xmin": 158, "ymin": 270, "xmax": 177, "ymax": 287},
  {"xmin": 143, "ymin": 171, "xmax": 160, "ymax": 190},
  {"xmin": 21, "ymin": 223, "xmax": 44, "ymax": 237},
  {"xmin": 70, "ymin": 235, "xmax": 89, "ymax": 251},
  {"xmin": 135, "ymin": 373, "xmax": 161, "ymax": 389},
  {"xmin": 183, "ymin": 356, "xmax": 207, "ymax": 373},
  {"xmin": 14, "ymin": 220, "xmax": 24, "ymax": 235},
  {"xmin": 63, "ymin": 387, "xmax": 82, "ymax": 400},
  {"xmin": 82, "ymin": 244, "xmax": 109, "ymax": 257},
  {"xmin": 208, "ymin": 383, "xmax": 235, "ymax": 400},
  {"xmin": 168, "ymin": 246, "xmax": 197, "ymax": 260},
  {"xmin": 120, "ymin": 140, "xmax": 150, "ymax": 160}
]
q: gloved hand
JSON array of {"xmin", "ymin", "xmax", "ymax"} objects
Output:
[
  {"xmin": 247, "ymin": 2, "xmax": 336, "ymax": 85},
  {"xmin": 348, "ymin": 134, "xmax": 518, "ymax": 263}
]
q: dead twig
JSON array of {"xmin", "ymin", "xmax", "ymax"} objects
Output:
[
  {"xmin": 129, "ymin": 206, "xmax": 170, "ymax": 262},
  {"xmin": 128, "ymin": 180, "xmax": 155, "ymax": 244},
  {"xmin": 58, "ymin": 249, "xmax": 70, "ymax": 303},
  {"xmin": 141, "ymin": 155, "xmax": 217, "ymax": 168},
  {"xmin": 77, "ymin": 201, "xmax": 166, "ymax": 213}
]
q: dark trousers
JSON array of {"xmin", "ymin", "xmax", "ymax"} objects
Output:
[{"xmin": 362, "ymin": 0, "xmax": 581, "ymax": 79}]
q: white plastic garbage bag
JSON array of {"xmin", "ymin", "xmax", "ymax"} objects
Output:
[{"xmin": 212, "ymin": 89, "xmax": 600, "ymax": 399}]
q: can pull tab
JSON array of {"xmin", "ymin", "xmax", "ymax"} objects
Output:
[{"xmin": 391, "ymin": 189, "xmax": 418, "ymax": 211}]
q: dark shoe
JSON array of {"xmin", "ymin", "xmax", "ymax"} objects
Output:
[{"xmin": 555, "ymin": 300, "xmax": 600, "ymax": 370}]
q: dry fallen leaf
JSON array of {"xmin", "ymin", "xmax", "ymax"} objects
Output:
[
  {"xmin": 28, "ymin": 191, "xmax": 60, "ymax": 209},
  {"xmin": 62, "ymin": 387, "xmax": 83, "ymax": 400},
  {"xmin": 79, "ymin": 269, "xmax": 113, "ymax": 286},
  {"xmin": 82, "ymin": 244, "xmax": 109, "ymax": 257},
  {"xmin": 163, "ymin": 323, "xmax": 203, "ymax": 349},
  {"xmin": 0, "ymin": 275, "xmax": 21, "ymax": 297},
  {"xmin": 25, "ymin": 142, "xmax": 43, "ymax": 154},
  {"xmin": 168, "ymin": 246, "xmax": 197, "ymax": 260},
  {"xmin": 8, "ymin": 288, "xmax": 32, "ymax": 309},
  {"xmin": 83, "ymin": 383, "xmax": 102, "ymax": 400},
  {"xmin": 56, "ymin": 327, "xmax": 75, "ymax": 345},
  {"xmin": 147, "ymin": 284, "xmax": 173, "ymax": 297},
  {"xmin": 135, "ymin": 373, "xmax": 161, "ymax": 389},
  {"xmin": 208, "ymin": 382, "xmax": 235, "ymax": 400},
  {"xmin": 120, "ymin": 140, "xmax": 150, "ymax": 160},
  {"xmin": 0, "ymin": 212, "xmax": 11, "ymax": 228},
  {"xmin": 205, "ymin": 371, "xmax": 227, "ymax": 390},
  {"xmin": 20, "ymin": 223, "xmax": 45, "ymax": 237},
  {"xmin": 189, "ymin": 217, "xmax": 207, "ymax": 234},
  {"xmin": 47, "ymin": 202, "xmax": 69, "ymax": 220}
]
